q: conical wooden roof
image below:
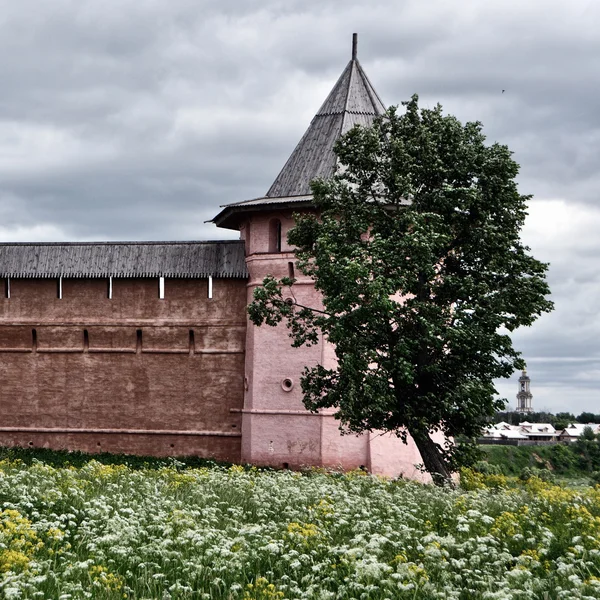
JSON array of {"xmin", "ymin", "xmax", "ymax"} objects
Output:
[
  {"xmin": 266, "ymin": 52, "xmax": 385, "ymax": 198},
  {"xmin": 213, "ymin": 35, "xmax": 386, "ymax": 230}
]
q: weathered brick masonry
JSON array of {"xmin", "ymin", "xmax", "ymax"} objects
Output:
[{"xmin": 0, "ymin": 245, "xmax": 247, "ymax": 461}]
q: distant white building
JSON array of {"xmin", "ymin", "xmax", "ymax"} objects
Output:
[
  {"xmin": 482, "ymin": 423, "xmax": 523, "ymax": 440},
  {"xmin": 519, "ymin": 422, "xmax": 558, "ymax": 442},
  {"xmin": 482, "ymin": 421, "xmax": 558, "ymax": 442},
  {"xmin": 559, "ymin": 423, "xmax": 600, "ymax": 443}
]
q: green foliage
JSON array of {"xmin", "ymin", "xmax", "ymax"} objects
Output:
[
  {"xmin": 494, "ymin": 411, "xmax": 567, "ymax": 427},
  {"xmin": 574, "ymin": 438, "xmax": 600, "ymax": 472},
  {"xmin": 548, "ymin": 443, "xmax": 577, "ymax": 472},
  {"xmin": 0, "ymin": 445, "xmax": 235, "ymax": 471},
  {"xmin": 249, "ymin": 95, "xmax": 553, "ymax": 483},
  {"xmin": 472, "ymin": 460, "xmax": 504, "ymax": 475},
  {"xmin": 519, "ymin": 466, "xmax": 534, "ymax": 480},
  {"xmin": 536, "ymin": 469, "xmax": 556, "ymax": 483},
  {"xmin": 519, "ymin": 466, "xmax": 555, "ymax": 483},
  {"xmin": 481, "ymin": 445, "xmax": 557, "ymax": 476},
  {"xmin": 576, "ymin": 411, "xmax": 600, "ymax": 423},
  {"xmin": 556, "ymin": 412, "xmax": 576, "ymax": 428},
  {"xmin": 459, "ymin": 467, "xmax": 508, "ymax": 490},
  {"xmin": 582, "ymin": 425, "xmax": 597, "ymax": 441},
  {"xmin": 481, "ymin": 442, "xmax": 600, "ymax": 479}
]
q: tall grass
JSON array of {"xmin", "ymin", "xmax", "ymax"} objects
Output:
[{"xmin": 0, "ymin": 455, "xmax": 598, "ymax": 598}]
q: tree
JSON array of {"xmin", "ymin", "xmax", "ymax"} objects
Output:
[
  {"xmin": 248, "ymin": 96, "xmax": 553, "ymax": 485},
  {"xmin": 576, "ymin": 412, "xmax": 600, "ymax": 424},
  {"xmin": 554, "ymin": 412, "xmax": 575, "ymax": 431},
  {"xmin": 581, "ymin": 426, "xmax": 596, "ymax": 442}
]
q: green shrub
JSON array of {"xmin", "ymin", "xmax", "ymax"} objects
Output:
[
  {"xmin": 472, "ymin": 460, "xmax": 504, "ymax": 475},
  {"xmin": 519, "ymin": 466, "xmax": 555, "ymax": 483},
  {"xmin": 548, "ymin": 443, "xmax": 577, "ymax": 472}
]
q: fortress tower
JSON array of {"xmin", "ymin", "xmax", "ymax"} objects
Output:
[
  {"xmin": 212, "ymin": 35, "xmax": 434, "ymax": 479},
  {"xmin": 516, "ymin": 369, "xmax": 533, "ymax": 413}
]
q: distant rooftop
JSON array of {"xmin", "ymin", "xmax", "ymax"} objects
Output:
[{"xmin": 213, "ymin": 34, "xmax": 386, "ymax": 230}]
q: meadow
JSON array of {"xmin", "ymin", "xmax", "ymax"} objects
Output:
[{"xmin": 0, "ymin": 453, "xmax": 599, "ymax": 599}]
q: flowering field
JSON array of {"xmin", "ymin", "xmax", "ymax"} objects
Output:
[{"xmin": 0, "ymin": 459, "xmax": 600, "ymax": 599}]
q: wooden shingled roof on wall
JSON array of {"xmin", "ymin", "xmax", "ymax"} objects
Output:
[{"xmin": 0, "ymin": 240, "xmax": 248, "ymax": 278}]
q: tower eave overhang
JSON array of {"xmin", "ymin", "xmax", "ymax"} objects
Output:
[{"xmin": 211, "ymin": 194, "xmax": 316, "ymax": 230}]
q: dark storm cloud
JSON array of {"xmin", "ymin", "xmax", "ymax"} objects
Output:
[{"xmin": 0, "ymin": 0, "xmax": 598, "ymax": 411}]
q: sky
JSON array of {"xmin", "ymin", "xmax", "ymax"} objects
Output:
[{"xmin": 0, "ymin": 0, "xmax": 598, "ymax": 415}]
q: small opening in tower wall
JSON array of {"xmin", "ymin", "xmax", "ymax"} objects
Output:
[
  {"xmin": 159, "ymin": 276, "xmax": 165, "ymax": 299},
  {"xmin": 136, "ymin": 329, "xmax": 142, "ymax": 353},
  {"xmin": 281, "ymin": 378, "xmax": 294, "ymax": 392},
  {"xmin": 108, "ymin": 276, "xmax": 113, "ymax": 299},
  {"xmin": 57, "ymin": 276, "xmax": 63, "ymax": 299},
  {"xmin": 288, "ymin": 262, "xmax": 294, "ymax": 279},
  {"xmin": 83, "ymin": 329, "xmax": 89, "ymax": 352},
  {"xmin": 244, "ymin": 221, "xmax": 251, "ymax": 254},
  {"xmin": 269, "ymin": 219, "xmax": 282, "ymax": 253},
  {"xmin": 4, "ymin": 277, "xmax": 10, "ymax": 299}
]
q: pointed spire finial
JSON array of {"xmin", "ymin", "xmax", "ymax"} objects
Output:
[{"xmin": 352, "ymin": 33, "xmax": 358, "ymax": 60}]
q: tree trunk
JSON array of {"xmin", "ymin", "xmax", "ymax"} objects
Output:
[{"xmin": 411, "ymin": 431, "xmax": 454, "ymax": 487}]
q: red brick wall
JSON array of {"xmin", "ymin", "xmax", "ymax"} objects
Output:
[{"xmin": 0, "ymin": 277, "xmax": 246, "ymax": 460}]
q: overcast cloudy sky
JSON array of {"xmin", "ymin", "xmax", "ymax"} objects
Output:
[{"xmin": 0, "ymin": 0, "xmax": 598, "ymax": 414}]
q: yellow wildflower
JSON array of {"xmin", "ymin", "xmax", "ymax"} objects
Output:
[{"xmin": 244, "ymin": 577, "xmax": 284, "ymax": 599}]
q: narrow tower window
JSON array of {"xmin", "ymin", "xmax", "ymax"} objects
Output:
[
  {"xmin": 83, "ymin": 329, "xmax": 89, "ymax": 352},
  {"xmin": 208, "ymin": 276, "xmax": 213, "ymax": 299},
  {"xmin": 269, "ymin": 219, "xmax": 282, "ymax": 253},
  {"xmin": 136, "ymin": 329, "xmax": 142, "ymax": 354},
  {"xmin": 244, "ymin": 221, "xmax": 251, "ymax": 255},
  {"xmin": 108, "ymin": 276, "xmax": 113, "ymax": 299},
  {"xmin": 57, "ymin": 276, "xmax": 63, "ymax": 299},
  {"xmin": 159, "ymin": 276, "xmax": 165, "ymax": 299},
  {"xmin": 32, "ymin": 328, "xmax": 37, "ymax": 352},
  {"xmin": 189, "ymin": 329, "xmax": 195, "ymax": 355},
  {"xmin": 4, "ymin": 277, "xmax": 9, "ymax": 299},
  {"xmin": 288, "ymin": 262, "xmax": 295, "ymax": 279}
]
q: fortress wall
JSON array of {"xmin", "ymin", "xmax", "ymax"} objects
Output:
[
  {"xmin": 0, "ymin": 277, "xmax": 247, "ymax": 323},
  {"xmin": 0, "ymin": 277, "xmax": 246, "ymax": 460}
]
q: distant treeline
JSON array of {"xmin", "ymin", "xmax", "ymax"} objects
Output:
[
  {"xmin": 482, "ymin": 439, "xmax": 600, "ymax": 481},
  {"xmin": 494, "ymin": 411, "xmax": 600, "ymax": 431}
]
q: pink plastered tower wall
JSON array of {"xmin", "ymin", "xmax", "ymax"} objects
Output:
[{"xmin": 240, "ymin": 210, "xmax": 440, "ymax": 482}]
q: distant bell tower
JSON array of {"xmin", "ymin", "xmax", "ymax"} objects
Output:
[{"xmin": 516, "ymin": 369, "xmax": 533, "ymax": 413}]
